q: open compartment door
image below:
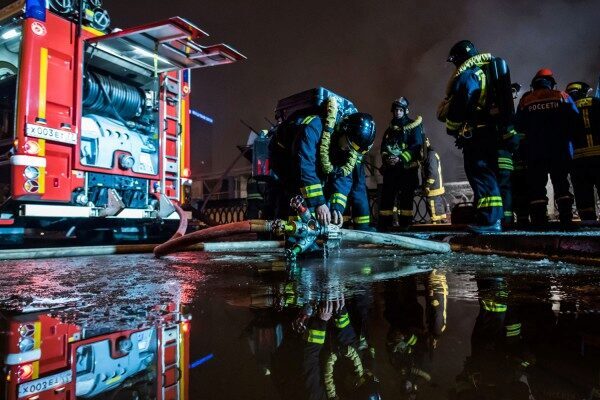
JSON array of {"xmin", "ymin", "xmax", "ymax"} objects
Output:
[{"xmin": 86, "ymin": 17, "xmax": 245, "ymax": 75}]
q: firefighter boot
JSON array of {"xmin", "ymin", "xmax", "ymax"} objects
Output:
[
  {"xmin": 529, "ymin": 201, "xmax": 549, "ymax": 226},
  {"xmin": 557, "ymin": 196, "xmax": 574, "ymax": 225},
  {"xmin": 377, "ymin": 211, "xmax": 394, "ymax": 232}
]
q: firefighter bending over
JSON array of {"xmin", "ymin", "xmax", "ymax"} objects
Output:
[
  {"xmin": 515, "ymin": 69, "xmax": 579, "ymax": 225},
  {"xmin": 378, "ymin": 97, "xmax": 424, "ymax": 231},
  {"xmin": 421, "ymin": 137, "xmax": 447, "ymax": 223},
  {"xmin": 565, "ymin": 81, "xmax": 600, "ymax": 222},
  {"xmin": 270, "ymin": 97, "xmax": 375, "ymax": 227}
]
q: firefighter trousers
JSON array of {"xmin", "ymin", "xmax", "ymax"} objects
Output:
[
  {"xmin": 526, "ymin": 159, "xmax": 573, "ymax": 223},
  {"xmin": 426, "ymin": 195, "xmax": 447, "ymax": 223},
  {"xmin": 512, "ymin": 166, "xmax": 529, "ymax": 224},
  {"xmin": 463, "ymin": 140, "xmax": 503, "ymax": 226},
  {"xmin": 496, "ymin": 150, "xmax": 514, "ymax": 224},
  {"xmin": 349, "ymin": 180, "xmax": 372, "ymax": 230},
  {"xmin": 379, "ymin": 165, "xmax": 419, "ymax": 229},
  {"xmin": 571, "ymin": 156, "xmax": 600, "ymax": 221}
]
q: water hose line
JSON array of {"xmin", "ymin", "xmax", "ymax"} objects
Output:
[
  {"xmin": 153, "ymin": 220, "xmax": 451, "ymax": 258},
  {"xmin": 153, "ymin": 220, "xmax": 272, "ymax": 258}
]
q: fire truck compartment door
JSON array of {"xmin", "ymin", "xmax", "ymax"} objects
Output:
[{"xmin": 86, "ymin": 17, "xmax": 245, "ymax": 74}]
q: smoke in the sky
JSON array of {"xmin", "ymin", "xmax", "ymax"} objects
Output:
[{"xmin": 108, "ymin": 0, "xmax": 600, "ymax": 180}]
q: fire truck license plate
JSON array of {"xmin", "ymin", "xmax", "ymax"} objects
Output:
[
  {"xmin": 18, "ymin": 370, "xmax": 72, "ymax": 398},
  {"xmin": 26, "ymin": 124, "xmax": 77, "ymax": 145}
]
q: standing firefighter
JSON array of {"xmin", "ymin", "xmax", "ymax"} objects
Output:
[
  {"xmin": 515, "ymin": 69, "xmax": 579, "ymax": 224},
  {"xmin": 439, "ymin": 40, "xmax": 516, "ymax": 233},
  {"xmin": 379, "ymin": 97, "xmax": 424, "ymax": 231},
  {"xmin": 422, "ymin": 138, "xmax": 447, "ymax": 223},
  {"xmin": 565, "ymin": 81, "xmax": 600, "ymax": 221}
]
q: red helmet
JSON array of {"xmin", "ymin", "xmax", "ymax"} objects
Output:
[{"xmin": 531, "ymin": 68, "xmax": 556, "ymax": 87}]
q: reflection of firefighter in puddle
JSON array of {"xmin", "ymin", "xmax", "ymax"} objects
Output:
[
  {"xmin": 244, "ymin": 263, "xmax": 381, "ymax": 399},
  {"xmin": 301, "ymin": 297, "xmax": 382, "ymax": 400},
  {"xmin": 383, "ymin": 270, "xmax": 448, "ymax": 398},
  {"xmin": 451, "ymin": 278, "xmax": 533, "ymax": 400}
]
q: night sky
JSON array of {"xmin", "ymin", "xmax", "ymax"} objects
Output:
[{"xmin": 107, "ymin": 0, "xmax": 600, "ymax": 181}]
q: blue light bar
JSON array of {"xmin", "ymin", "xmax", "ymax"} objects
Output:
[
  {"xmin": 190, "ymin": 109, "xmax": 214, "ymax": 125},
  {"xmin": 25, "ymin": 0, "xmax": 46, "ymax": 21}
]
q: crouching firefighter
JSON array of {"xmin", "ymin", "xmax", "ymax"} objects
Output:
[
  {"xmin": 422, "ymin": 137, "xmax": 447, "ymax": 223},
  {"xmin": 378, "ymin": 97, "xmax": 424, "ymax": 231},
  {"xmin": 438, "ymin": 40, "xmax": 516, "ymax": 233},
  {"xmin": 269, "ymin": 96, "xmax": 375, "ymax": 228},
  {"xmin": 565, "ymin": 81, "xmax": 600, "ymax": 222},
  {"xmin": 320, "ymin": 107, "xmax": 376, "ymax": 231}
]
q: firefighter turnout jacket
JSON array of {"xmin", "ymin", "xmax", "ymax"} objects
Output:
[
  {"xmin": 270, "ymin": 113, "xmax": 327, "ymax": 208},
  {"xmin": 572, "ymin": 96, "xmax": 600, "ymax": 160},
  {"xmin": 515, "ymin": 88, "xmax": 579, "ymax": 163},
  {"xmin": 381, "ymin": 115, "xmax": 424, "ymax": 168},
  {"xmin": 422, "ymin": 149, "xmax": 444, "ymax": 197}
]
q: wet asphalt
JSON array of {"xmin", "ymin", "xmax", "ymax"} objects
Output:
[{"xmin": 1, "ymin": 249, "xmax": 599, "ymax": 399}]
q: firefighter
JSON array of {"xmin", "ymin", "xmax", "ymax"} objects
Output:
[
  {"xmin": 270, "ymin": 97, "xmax": 375, "ymax": 227},
  {"xmin": 515, "ymin": 69, "xmax": 579, "ymax": 224},
  {"xmin": 565, "ymin": 81, "xmax": 600, "ymax": 221},
  {"xmin": 324, "ymin": 112, "xmax": 377, "ymax": 229},
  {"xmin": 378, "ymin": 97, "xmax": 424, "ymax": 231},
  {"xmin": 451, "ymin": 277, "xmax": 532, "ymax": 399},
  {"xmin": 384, "ymin": 271, "xmax": 448, "ymax": 397},
  {"xmin": 422, "ymin": 137, "xmax": 447, "ymax": 223},
  {"xmin": 440, "ymin": 40, "xmax": 510, "ymax": 233}
]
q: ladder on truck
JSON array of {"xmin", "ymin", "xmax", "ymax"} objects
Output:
[
  {"xmin": 161, "ymin": 70, "xmax": 183, "ymax": 202},
  {"xmin": 161, "ymin": 324, "xmax": 183, "ymax": 399}
]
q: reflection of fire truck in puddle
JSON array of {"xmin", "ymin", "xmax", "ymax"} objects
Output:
[
  {"xmin": 0, "ymin": 303, "xmax": 191, "ymax": 399},
  {"xmin": 0, "ymin": 0, "xmax": 244, "ymax": 243}
]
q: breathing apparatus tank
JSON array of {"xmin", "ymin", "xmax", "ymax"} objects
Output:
[{"xmin": 485, "ymin": 57, "xmax": 515, "ymax": 127}]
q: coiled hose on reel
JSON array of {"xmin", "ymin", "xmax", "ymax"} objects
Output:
[{"xmin": 83, "ymin": 71, "xmax": 145, "ymax": 121}]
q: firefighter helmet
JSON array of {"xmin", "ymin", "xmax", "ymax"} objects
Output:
[
  {"xmin": 531, "ymin": 68, "xmax": 556, "ymax": 88},
  {"xmin": 566, "ymin": 81, "xmax": 591, "ymax": 101},
  {"xmin": 447, "ymin": 40, "xmax": 478, "ymax": 65},
  {"xmin": 340, "ymin": 113, "xmax": 376, "ymax": 154},
  {"xmin": 391, "ymin": 97, "xmax": 409, "ymax": 113}
]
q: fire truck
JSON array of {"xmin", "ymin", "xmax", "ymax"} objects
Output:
[
  {"xmin": 0, "ymin": 0, "xmax": 244, "ymax": 243},
  {"xmin": 0, "ymin": 303, "xmax": 191, "ymax": 399}
]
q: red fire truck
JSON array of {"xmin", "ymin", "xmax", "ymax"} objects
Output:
[
  {"xmin": 0, "ymin": 0, "xmax": 244, "ymax": 243},
  {"xmin": 0, "ymin": 303, "xmax": 191, "ymax": 399}
]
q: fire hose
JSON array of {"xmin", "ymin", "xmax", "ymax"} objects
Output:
[{"xmin": 153, "ymin": 196, "xmax": 451, "ymax": 259}]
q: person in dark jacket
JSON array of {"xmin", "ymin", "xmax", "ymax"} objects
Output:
[
  {"xmin": 515, "ymin": 69, "xmax": 579, "ymax": 224},
  {"xmin": 378, "ymin": 97, "xmax": 424, "ymax": 230},
  {"xmin": 270, "ymin": 104, "xmax": 375, "ymax": 227},
  {"xmin": 439, "ymin": 40, "xmax": 505, "ymax": 233},
  {"xmin": 565, "ymin": 81, "xmax": 600, "ymax": 221},
  {"xmin": 324, "ymin": 113, "xmax": 376, "ymax": 229},
  {"xmin": 422, "ymin": 137, "xmax": 447, "ymax": 223}
]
